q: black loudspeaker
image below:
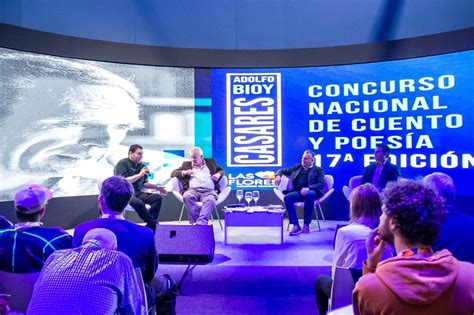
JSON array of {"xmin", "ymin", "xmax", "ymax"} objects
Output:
[{"xmin": 155, "ymin": 225, "xmax": 215, "ymax": 264}]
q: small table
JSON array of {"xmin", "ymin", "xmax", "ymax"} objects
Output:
[{"xmin": 224, "ymin": 208, "xmax": 284, "ymax": 244}]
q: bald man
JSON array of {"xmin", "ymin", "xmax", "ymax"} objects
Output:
[
  {"xmin": 28, "ymin": 228, "xmax": 144, "ymax": 314},
  {"xmin": 82, "ymin": 228, "xmax": 117, "ymax": 249}
]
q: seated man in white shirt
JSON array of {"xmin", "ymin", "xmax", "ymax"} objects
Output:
[{"xmin": 171, "ymin": 147, "xmax": 225, "ymax": 225}]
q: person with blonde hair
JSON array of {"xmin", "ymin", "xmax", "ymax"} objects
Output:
[{"xmin": 315, "ymin": 183, "xmax": 392, "ymax": 314}]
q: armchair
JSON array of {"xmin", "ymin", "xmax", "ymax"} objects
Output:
[
  {"xmin": 273, "ymin": 174, "xmax": 335, "ymax": 231},
  {"xmin": 342, "ymin": 175, "xmax": 363, "ymax": 201},
  {"xmin": 167, "ymin": 176, "xmax": 231, "ymax": 230},
  {"xmin": 329, "ymin": 267, "xmax": 362, "ymax": 311}
]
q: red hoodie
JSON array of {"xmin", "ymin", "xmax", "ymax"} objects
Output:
[{"xmin": 353, "ymin": 249, "xmax": 474, "ymax": 315}]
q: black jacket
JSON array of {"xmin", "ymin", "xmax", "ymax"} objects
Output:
[
  {"xmin": 276, "ymin": 164, "xmax": 325, "ymax": 197},
  {"xmin": 362, "ymin": 161, "xmax": 400, "ymax": 189}
]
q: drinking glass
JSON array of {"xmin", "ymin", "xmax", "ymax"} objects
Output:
[
  {"xmin": 236, "ymin": 189, "xmax": 243, "ymax": 204},
  {"xmin": 252, "ymin": 191, "xmax": 260, "ymax": 207},
  {"xmin": 244, "ymin": 191, "xmax": 252, "ymax": 207}
]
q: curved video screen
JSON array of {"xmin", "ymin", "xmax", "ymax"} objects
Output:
[
  {"xmin": 1, "ymin": 46, "xmax": 473, "ymax": 202},
  {"xmin": 0, "ymin": 47, "xmax": 196, "ymax": 201},
  {"xmin": 210, "ymin": 50, "xmax": 474, "ymax": 197}
]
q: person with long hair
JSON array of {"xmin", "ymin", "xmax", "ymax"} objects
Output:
[{"xmin": 315, "ymin": 183, "xmax": 392, "ymax": 314}]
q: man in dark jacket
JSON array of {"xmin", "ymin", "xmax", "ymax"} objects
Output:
[
  {"xmin": 171, "ymin": 147, "xmax": 225, "ymax": 225},
  {"xmin": 275, "ymin": 150, "xmax": 325, "ymax": 235},
  {"xmin": 362, "ymin": 144, "xmax": 400, "ymax": 190},
  {"xmin": 73, "ymin": 176, "xmax": 175, "ymax": 313}
]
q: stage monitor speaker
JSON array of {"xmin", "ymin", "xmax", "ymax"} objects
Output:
[{"xmin": 155, "ymin": 225, "xmax": 215, "ymax": 264}]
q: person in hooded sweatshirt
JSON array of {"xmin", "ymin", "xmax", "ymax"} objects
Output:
[{"xmin": 353, "ymin": 179, "xmax": 474, "ymax": 315}]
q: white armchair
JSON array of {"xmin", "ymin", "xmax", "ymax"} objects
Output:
[
  {"xmin": 273, "ymin": 174, "xmax": 335, "ymax": 231},
  {"xmin": 342, "ymin": 175, "xmax": 363, "ymax": 201},
  {"xmin": 328, "ymin": 267, "xmax": 362, "ymax": 311},
  {"xmin": 167, "ymin": 176, "xmax": 231, "ymax": 230}
]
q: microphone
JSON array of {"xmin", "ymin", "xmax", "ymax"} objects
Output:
[{"xmin": 140, "ymin": 162, "xmax": 150, "ymax": 174}]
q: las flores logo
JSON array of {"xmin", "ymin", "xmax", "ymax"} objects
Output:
[{"xmin": 228, "ymin": 171, "xmax": 275, "ymax": 188}]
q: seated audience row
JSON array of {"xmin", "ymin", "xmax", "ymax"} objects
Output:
[
  {"xmin": 0, "ymin": 177, "xmax": 176, "ymax": 314},
  {"xmin": 315, "ymin": 172, "xmax": 474, "ymax": 314},
  {"xmin": 1, "ymin": 169, "xmax": 473, "ymax": 314}
]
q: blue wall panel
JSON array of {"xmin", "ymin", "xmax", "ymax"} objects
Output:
[
  {"xmin": 134, "ymin": 0, "xmax": 237, "ymax": 48},
  {"xmin": 0, "ymin": 0, "xmax": 472, "ymax": 49},
  {"xmin": 21, "ymin": 0, "xmax": 137, "ymax": 43}
]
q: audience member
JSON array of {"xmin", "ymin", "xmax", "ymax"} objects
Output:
[
  {"xmin": 353, "ymin": 180, "xmax": 474, "ymax": 314},
  {"xmin": 361, "ymin": 144, "xmax": 400, "ymax": 190},
  {"xmin": 0, "ymin": 185, "xmax": 72, "ymax": 273},
  {"xmin": 424, "ymin": 172, "xmax": 474, "ymax": 263},
  {"xmin": 114, "ymin": 144, "xmax": 167, "ymax": 230},
  {"xmin": 275, "ymin": 150, "xmax": 325, "ymax": 235},
  {"xmin": 171, "ymin": 147, "xmax": 225, "ymax": 225},
  {"xmin": 28, "ymin": 228, "xmax": 144, "ymax": 314},
  {"xmin": 73, "ymin": 176, "xmax": 175, "ymax": 313},
  {"xmin": 315, "ymin": 183, "xmax": 392, "ymax": 314}
]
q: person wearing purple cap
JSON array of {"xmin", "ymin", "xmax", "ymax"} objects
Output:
[{"xmin": 0, "ymin": 185, "xmax": 72, "ymax": 273}]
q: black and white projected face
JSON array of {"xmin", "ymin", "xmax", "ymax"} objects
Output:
[{"xmin": 0, "ymin": 49, "xmax": 194, "ymax": 201}]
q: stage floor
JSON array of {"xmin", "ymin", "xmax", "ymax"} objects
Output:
[{"xmin": 159, "ymin": 219, "xmax": 345, "ymax": 315}]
